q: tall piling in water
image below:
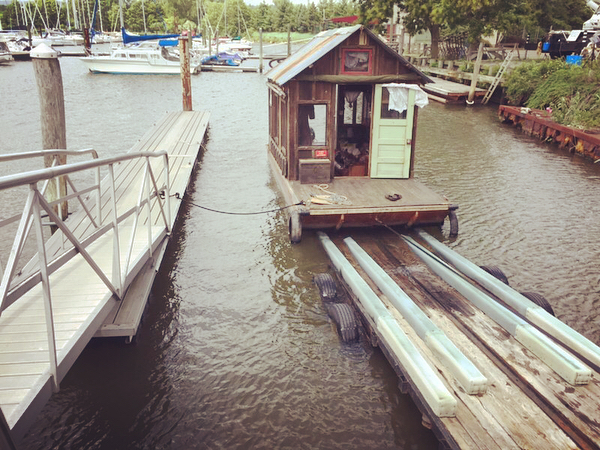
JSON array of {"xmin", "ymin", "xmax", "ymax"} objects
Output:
[
  {"xmin": 180, "ymin": 31, "xmax": 193, "ymax": 111},
  {"xmin": 31, "ymin": 43, "xmax": 68, "ymax": 222}
]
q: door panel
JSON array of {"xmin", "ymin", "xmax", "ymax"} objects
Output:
[{"xmin": 370, "ymin": 84, "xmax": 415, "ymax": 178}]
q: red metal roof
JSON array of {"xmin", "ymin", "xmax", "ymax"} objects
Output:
[{"xmin": 330, "ymin": 15, "xmax": 358, "ymax": 23}]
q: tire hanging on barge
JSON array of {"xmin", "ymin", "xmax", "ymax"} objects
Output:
[
  {"xmin": 289, "ymin": 210, "xmax": 302, "ymax": 244},
  {"xmin": 326, "ymin": 303, "xmax": 359, "ymax": 343}
]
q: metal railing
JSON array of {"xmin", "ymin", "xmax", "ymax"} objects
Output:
[{"xmin": 0, "ymin": 150, "xmax": 170, "ymax": 391}]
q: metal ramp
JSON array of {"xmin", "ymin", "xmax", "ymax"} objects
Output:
[
  {"xmin": 482, "ymin": 44, "xmax": 517, "ymax": 104},
  {"xmin": 0, "ymin": 111, "xmax": 209, "ymax": 443}
]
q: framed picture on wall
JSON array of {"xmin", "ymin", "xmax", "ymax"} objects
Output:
[{"xmin": 341, "ymin": 48, "xmax": 373, "ymax": 75}]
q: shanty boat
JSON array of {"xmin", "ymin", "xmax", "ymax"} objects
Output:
[{"xmin": 266, "ymin": 25, "xmax": 457, "ymax": 242}]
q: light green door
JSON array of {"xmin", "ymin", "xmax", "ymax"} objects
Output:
[{"xmin": 370, "ymin": 84, "xmax": 415, "ymax": 178}]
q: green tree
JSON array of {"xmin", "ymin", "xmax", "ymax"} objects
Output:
[
  {"xmin": 252, "ymin": 1, "xmax": 272, "ymax": 32},
  {"xmin": 435, "ymin": 0, "xmax": 524, "ymax": 43}
]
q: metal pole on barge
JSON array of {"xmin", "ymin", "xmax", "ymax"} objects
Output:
[
  {"xmin": 31, "ymin": 43, "xmax": 68, "ymax": 225},
  {"xmin": 180, "ymin": 30, "xmax": 193, "ymax": 111}
]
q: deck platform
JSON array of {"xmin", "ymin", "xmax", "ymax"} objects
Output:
[
  {"xmin": 320, "ymin": 231, "xmax": 600, "ymax": 449},
  {"xmin": 0, "ymin": 111, "xmax": 209, "ymax": 441},
  {"xmin": 95, "ymin": 111, "xmax": 209, "ymax": 339},
  {"xmin": 269, "ymin": 153, "xmax": 452, "ymax": 230},
  {"xmin": 422, "ymin": 78, "xmax": 485, "ymax": 104}
]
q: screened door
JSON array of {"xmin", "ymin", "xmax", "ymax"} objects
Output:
[{"xmin": 369, "ymin": 84, "xmax": 415, "ymax": 178}]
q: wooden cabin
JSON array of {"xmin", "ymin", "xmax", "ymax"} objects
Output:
[{"xmin": 266, "ymin": 25, "xmax": 457, "ymax": 242}]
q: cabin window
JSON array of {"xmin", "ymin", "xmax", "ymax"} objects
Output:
[
  {"xmin": 380, "ymin": 87, "xmax": 407, "ymax": 119},
  {"xmin": 298, "ymin": 104, "xmax": 327, "ymax": 147},
  {"xmin": 340, "ymin": 48, "xmax": 373, "ymax": 75},
  {"xmin": 270, "ymin": 92, "xmax": 279, "ymax": 142}
]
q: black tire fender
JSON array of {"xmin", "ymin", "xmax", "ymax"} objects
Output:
[
  {"xmin": 326, "ymin": 303, "xmax": 358, "ymax": 343},
  {"xmin": 521, "ymin": 291, "xmax": 555, "ymax": 316},
  {"xmin": 448, "ymin": 205, "xmax": 459, "ymax": 237},
  {"xmin": 289, "ymin": 210, "xmax": 302, "ymax": 244},
  {"xmin": 313, "ymin": 273, "xmax": 337, "ymax": 301},
  {"xmin": 479, "ymin": 265, "xmax": 509, "ymax": 285}
]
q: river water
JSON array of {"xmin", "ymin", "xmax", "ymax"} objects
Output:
[{"xmin": 0, "ymin": 53, "xmax": 599, "ymax": 449}]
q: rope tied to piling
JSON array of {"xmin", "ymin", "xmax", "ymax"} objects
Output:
[{"xmin": 160, "ymin": 191, "xmax": 304, "ymax": 215}]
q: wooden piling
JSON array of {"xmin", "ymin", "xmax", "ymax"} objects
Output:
[
  {"xmin": 31, "ymin": 43, "xmax": 67, "ymax": 221},
  {"xmin": 180, "ymin": 31, "xmax": 192, "ymax": 112},
  {"xmin": 259, "ymin": 28, "xmax": 263, "ymax": 74},
  {"xmin": 468, "ymin": 42, "xmax": 484, "ymax": 105}
]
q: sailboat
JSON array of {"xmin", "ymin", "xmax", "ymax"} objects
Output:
[{"xmin": 80, "ymin": 0, "xmax": 201, "ymax": 74}]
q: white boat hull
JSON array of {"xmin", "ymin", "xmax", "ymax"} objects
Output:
[
  {"xmin": 81, "ymin": 57, "xmax": 198, "ymax": 74},
  {"xmin": 80, "ymin": 43, "xmax": 201, "ymax": 75}
]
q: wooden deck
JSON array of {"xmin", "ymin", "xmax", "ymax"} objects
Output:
[
  {"xmin": 422, "ymin": 78, "xmax": 485, "ymax": 104},
  {"xmin": 0, "ymin": 111, "xmax": 209, "ymax": 441},
  {"xmin": 322, "ymin": 230, "xmax": 600, "ymax": 449},
  {"xmin": 270, "ymin": 152, "xmax": 451, "ymax": 230}
]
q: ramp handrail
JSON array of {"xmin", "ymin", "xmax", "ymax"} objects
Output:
[
  {"xmin": 0, "ymin": 148, "xmax": 99, "ymax": 163},
  {"xmin": 0, "ymin": 151, "xmax": 170, "ymax": 392}
]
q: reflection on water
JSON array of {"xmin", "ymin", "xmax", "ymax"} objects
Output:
[{"xmin": 0, "ymin": 57, "xmax": 598, "ymax": 449}]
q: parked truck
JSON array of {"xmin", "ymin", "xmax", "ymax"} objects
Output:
[{"xmin": 542, "ymin": 0, "xmax": 600, "ymax": 58}]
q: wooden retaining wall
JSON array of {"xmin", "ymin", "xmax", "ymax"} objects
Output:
[{"xmin": 499, "ymin": 105, "xmax": 600, "ymax": 163}]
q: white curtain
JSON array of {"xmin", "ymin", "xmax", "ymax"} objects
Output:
[{"xmin": 382, "ymin": 83, "xmax": 429, "ymax": 114}]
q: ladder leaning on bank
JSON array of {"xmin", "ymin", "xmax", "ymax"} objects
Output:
[{"xmin": 482, "ymin": 44, "xmax": 517, "ymax": 104}]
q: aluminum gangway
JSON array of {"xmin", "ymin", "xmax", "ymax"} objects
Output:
[{"xmin": 0, "ymin": 110, "xmax": 209, "ymax": 443}]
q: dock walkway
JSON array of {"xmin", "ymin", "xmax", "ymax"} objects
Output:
[
  {"xmin": 319, "ymin": 231, "xmax": 600, "ymax": 449},
  {"xmin": 0, "ymin": 111, "xmax": 209, "ymax": 442}
]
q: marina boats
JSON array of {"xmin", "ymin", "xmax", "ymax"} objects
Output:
[
  {"xmin": 266, "ymin": 25, "xmax": 456, "ymax": 243},
  {"xmin": 0, "ymin": 40, "xmax": 13, "ymax": 64},
  {"xmin": 215, "ymin": 36, "xmax": 252, "ymax": 58},
  {"xmin": 31, "ymin": 29, "xmax": 84, "ymax": 47},
  {"xmin": 81, "ymin": 38, "xmax": 202, "ymax": 75},
  {"xmin": 200, "ymin": 51, "xmax": 243, "ymax": 66}
]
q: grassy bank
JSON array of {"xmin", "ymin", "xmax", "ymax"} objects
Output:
[{"xmin": 504, "ymin": 59, "xmax": 600, "ymax": 130}]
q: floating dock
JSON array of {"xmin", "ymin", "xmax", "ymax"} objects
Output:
[
  {"xmin": 0, "ymin": 111, "xmax": 209, "ymax": 443},
  {"xmin": 499, "ymin": 105, "xmax": 600, "ymax": 162},
  {"xmin": 199, "ymin": 64, "xmax": 258, "ymax": 73},
  {"xmin": 316, "ymin": 230, "xmax": 600, "ymax": 449},
  {"xmin": 421, "ymin": 78, "xmax": 486, "ymax": 104}
]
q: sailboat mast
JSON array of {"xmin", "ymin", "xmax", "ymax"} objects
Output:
[
  {"xmin": 119, "ymin": 0, "xmax": 124, "ymax": 30},
  {"xmin": 72, "ymin": 0, "xmax": 79, "ymax": 29},
  {"xmin": 141, "ymin": 0, "xmax": 147, "ymax": 33},
  {"xmin": 65, "ymin": 0, "xmax": 71, "ymax": 30}
]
